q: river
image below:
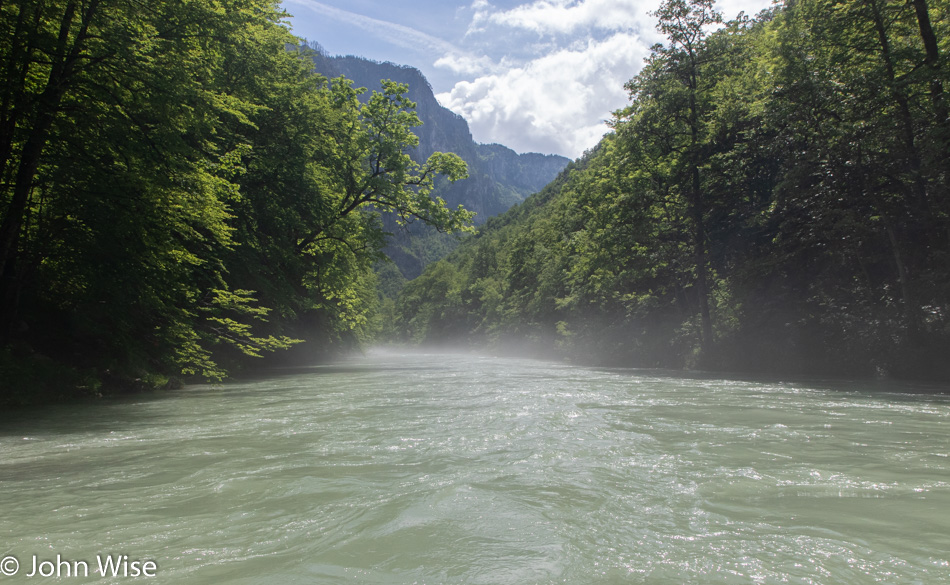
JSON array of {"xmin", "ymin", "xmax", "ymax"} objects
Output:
[{"xmin": 1, "ymin": 350, "xmax": 948, "ymax": 584}]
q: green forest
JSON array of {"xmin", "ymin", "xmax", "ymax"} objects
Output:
[
  {"xmin": 1, "ymin": 0, "xmax": 948, "ymax": 407},
  {"xmin": 390, "ymin": 0, "xmax": 950, "ymax": 379},
  {"xmin": 0, "ymin": 0, "xmax": 473, "ymax": 406}
]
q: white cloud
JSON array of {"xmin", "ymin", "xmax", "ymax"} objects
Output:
[
  {"xmin": 433, "ymin": 53, "xmax": 496, "ymax": 76},
  {"xmin": 439, "ymin": 0, "xmax": 775, "ymax": 156},
  {"xmin": 436, "ymin": 32, "xmax": 650, "ymax": 158},
  {"xmin": 475, "ymin": 0, "xmax": 655, "ymax": 36},
  {"xmin": 285, "ymin": 0, "xmax": 775, "ymax": 158},
  {"xmin": 474, "ymin": 0, "xmax": 763, "ymax": 36},
  {"xmin": 717, "ymin": 0, "xmax": 777, "ymax": 19}
]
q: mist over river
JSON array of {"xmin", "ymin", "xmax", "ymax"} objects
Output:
[{"xmin": 1, "ymin": 351, "xmax": 949, "ymax": 584}]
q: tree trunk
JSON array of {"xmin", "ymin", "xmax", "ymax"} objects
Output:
[
  {"xmin": 0, "ymin": 1, "xmax": 47, "ymax": 184},
  {"xmin": 692, "ymin": 192, "xmax": 714, "ymax": 358},
  {"xmin": 0, "ymin": 0, "xmax": 100, "ymax": 338},
  {"xmin": 886, "ymin": 222, "xmax": 920, "ymax": 341},
  {"xmin": 909, "ymin": 0, "xmax": 947, "ymax": 124},
  {"xmin": 866, "ymin": 0, "xmax": 928, "ymax": 207},
  {"xmin": 688, "ymin": 68, "xmax": 714, "ymax": 359}
]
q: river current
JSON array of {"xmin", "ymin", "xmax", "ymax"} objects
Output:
[{"xmin": 1, "ymin": 350, "xmax": 948, "ymax": 584}]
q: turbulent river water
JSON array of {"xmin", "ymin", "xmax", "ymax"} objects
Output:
[{"xmin": 1, "ymin": 350, "xmax": 949, "ymax": 584}]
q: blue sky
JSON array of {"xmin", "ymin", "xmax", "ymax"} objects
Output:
[{"xmin": 281, "ymin": 0, "xmax": 776, "ymax": 158}]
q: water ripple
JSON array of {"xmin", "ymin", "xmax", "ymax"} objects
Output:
[{"xmin": 1, "ymin": 351, "xmax": 948, "ymax": 584}]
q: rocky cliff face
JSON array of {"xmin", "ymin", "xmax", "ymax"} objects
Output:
[{"xmin": 305, "ymin": 49, "xmax": 570, "ymax": 278}]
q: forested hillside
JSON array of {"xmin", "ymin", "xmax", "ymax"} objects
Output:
[
  {"xmin": 392, "ymin": 0, "xmax": 950, "ymax": 380},
  {"xmin": 0, "ymin": 0, "xmax": 473, "ymax": 405}
]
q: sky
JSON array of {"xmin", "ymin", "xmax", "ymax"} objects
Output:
[{"xmin": 280, "ymin": 0, "xmax": 776, "ymax": 158}]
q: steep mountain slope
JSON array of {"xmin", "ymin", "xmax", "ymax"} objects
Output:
[{"xmin": 306, "ymin": 48, "xmax": 569, "ymax": 279}]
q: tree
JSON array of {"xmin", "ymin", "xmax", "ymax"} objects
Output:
[
  {"xmin": 615, "ymin": 0, "xmax": 725, "ymax": 360},
  {"xmin": 224, "ymin": 73, "xmax": 473, "ymax": 353},
  {"xmin": 0, "ymin": 1, "xmax": 476, "ymax": 404},
  {"xmin": 295, "ymin": 79, "xmax": 473, "ymax": 256}
]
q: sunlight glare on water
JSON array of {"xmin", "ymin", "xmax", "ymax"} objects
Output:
[{"xmin": 1, "ymin": 350, "xmax": 949, "ymax": 584}]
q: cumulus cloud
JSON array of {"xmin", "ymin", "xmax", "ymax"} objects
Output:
[
  {"xmin": 474, "ymin": 0, "xmax": 655, "ymax": 36},
  {"xmin": 436, "ymin": 32, "xmax": 649, "ymax": 158},
  {"xmin": 433, "ymin": 53, "xmax": 497, "ymax": 76},
  {"xmin": 288, "ymin": 0, "xmax": 773, "ymax": 158},
  {"xmin": 718, "ymin": 0, "xmax": 777, "ymax": 19},
  {"xmin": 434, "ymin": 0, "xmax": 669, "ymax": 157}
]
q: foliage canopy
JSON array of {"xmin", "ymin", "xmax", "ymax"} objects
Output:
[{"xmin": 0, "ymin": 0, "xmax": 471, "ymax": 405}]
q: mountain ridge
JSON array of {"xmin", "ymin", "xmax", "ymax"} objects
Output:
[{"xmin": 302, "ymin": 45, "xmax": 570, "ymax": 279}]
